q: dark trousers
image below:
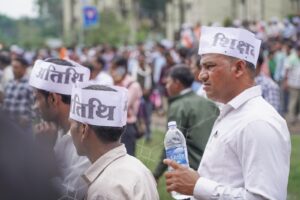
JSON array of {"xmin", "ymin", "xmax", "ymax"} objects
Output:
[{"xmin": 121, "ymin": 123, "xmax": 137, "ymax": 156}]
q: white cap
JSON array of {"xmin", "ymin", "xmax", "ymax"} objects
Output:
[
  {"xmin": 69, "ymin": 81, "xmax": 128, "ymax": 127},
  {"xmin": 198, "ymin": 26, "xmax": 261, "ymax": 66},
  {"xmin": 168, "ymin": 121, "xmax": 177, "ymax": 127},
  {"xmin": 29, "ymin": 59, "xmax": 90, "ymax": 95}
]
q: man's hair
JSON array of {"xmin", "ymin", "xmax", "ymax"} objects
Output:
[
  {"xmin": 245, "ymin": 61, "xmax": 256, "ymax": 79},
  {"xmin": 83, "ymin": 85, "xmax": 126, "ymax": 143},
  {"xmin": 14, "ymin": 57, "xmax": 28, "ymax": 68},
  {"xmin": 0, "ymin": 53, "xmax": 11, "ymax": 66},
  {"xmin": 112, "ymin": 57, "xmax": 127, "ymax": 70},
  {"xmin": 96, "ymin": 56, "xmax": 106, "ymax": 67},
  {"xmin": 257, "ymin": 53, "xmax": 264, "ymax": 67},
  {"xmin": 227, "ymin": 56, "xmax": 256, "ymax": 79},
  {"xmin": 168, "ymin": 64, "xmax": 194, "ymax": 88},
  {"xmin": 37, "ymin": 58, "xmax": 74, "ymax": 104}
]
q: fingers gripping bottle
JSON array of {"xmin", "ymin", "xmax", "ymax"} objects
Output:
[{"xmin": 164, "ymin": 121, "xmax": 191, "ymax": 199}]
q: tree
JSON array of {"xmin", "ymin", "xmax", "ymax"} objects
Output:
[
  {"xmin": 0, "ymin": 14, "xmax": 17, "ymax": 46},
  {"xmin": 35, "ymin": 0, "xmax": 63, "ymax": 38}
]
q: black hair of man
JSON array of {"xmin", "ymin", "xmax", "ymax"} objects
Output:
[
  {"xmin": 96, "ymin": 57, "xmax": 106, "ymax": 68},
  {"xmin": 168, "ymin": 64, "xmax": 194, "ymax": 88},
  {"xmin": 82, "ymin": 84, "xmax": 126, "ymax": 143},
  {"xmin": 0, "ymin": 53, "xmax": 11, "ymax": 67},
  {"xmin": 227, "ymin": 55, "xmax": 256, "ymax": 79},
  {"xmin": 257, "ymin": 53, "xmax": 264, "ymax": 67},
  {"xmin": 37, "ymin": 58, "xmax": 75, "ymax": 105},
  {"xmin": 14, "ymin": 57, "xmax": 29, "ymax": 68},
  {"xmin": 112, "ymin": 57, "xmax": 128, "ymax": 71},
  {"xmin": 195, "ymin": 55, "xmax": 201, "ymax": 70},
  {"xmin": 245, "ymin": 61, "xmax": 256, "ymax": 79}
]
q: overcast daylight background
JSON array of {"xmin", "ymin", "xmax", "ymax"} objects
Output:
[{"xmin": 0, "ymin": 0, "xmax": 38, "ymax": 19}]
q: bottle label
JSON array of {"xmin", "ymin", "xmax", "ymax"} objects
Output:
[{"xmin": 166, "ymin": 147, "xmax": 188, "ymax": 165}]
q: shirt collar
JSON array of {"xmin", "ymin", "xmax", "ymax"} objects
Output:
[
  {"xmin": 179, "ymin": 88, "xmax": 192, "ymax": 95},
  {"xmin": 82, "ymin": 144, "xmax": 127, "ymax": 185},
  {"xmin": 227, "ymin": 85, "xmax": 262, "ymax": 110},
  {"xmin": 218, "ymin": 86, "xmax": 261, "ymax": 118}
]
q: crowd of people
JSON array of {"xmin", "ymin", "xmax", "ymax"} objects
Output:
[{"xmin": 0, "ymin": 16, "xmax": 297, "ymax": 199}]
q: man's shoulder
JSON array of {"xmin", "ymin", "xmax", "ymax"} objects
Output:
[{"xmin": 171, "ymin": 91, "xmax": 216, "ymax": 108}]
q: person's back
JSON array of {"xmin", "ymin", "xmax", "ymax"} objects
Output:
[
  {"xmin": 69, "ymin": 83, "xmax": 159, "ymax": 200},
  {"xmin": 84, "ymin": 145, "xmax": 158, "ymax": 200},
  {"xmin": 153, "ymin": 65, "xmax": 219, "ymax": 180},
  {"xmin": 255, "ymin": 74, "xmax": 281, "ymax": 113}
]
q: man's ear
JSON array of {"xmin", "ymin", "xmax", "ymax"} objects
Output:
[
  {"xmin": 231, "ymin": 60, "xmax": 246, "ymax": 78},
  {"xmin": 48, "ymin": 93, "xmax": 59, "ymax": 106},
  {"xmin": 81, "ymin": 123, "xmax": 90, "ymax": 142}
]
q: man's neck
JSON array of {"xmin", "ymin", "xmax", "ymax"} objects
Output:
[
  {"xmin": 88, "ymin": 142, "xmax": 122, "ymax": 163},
  {"xmin": 57, "ymin": 106, "xmax": 71, "ymax": 133}
]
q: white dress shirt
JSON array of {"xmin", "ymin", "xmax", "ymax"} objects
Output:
[
  {"xmin": 53, "ymin": 130, "xmax": 91, "ymax": 199},
  {"xmin": 193, "ymin": 86, "xmax": 291, "ymax": 200},
  {"xmin": 83, "ymin": 144, "xmax": 159, "ymax": 200}
]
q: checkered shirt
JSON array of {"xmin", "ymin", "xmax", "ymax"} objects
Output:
[
  {"xmin": 2, "ymin": 77, "xmax": 34, "ymax": 121},
  {"xmin": 255, "ymin": 74, "xmax": 281, "ymax": 113}
]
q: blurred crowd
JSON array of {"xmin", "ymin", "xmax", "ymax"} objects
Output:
[
  {"xmin": 0, "ymin": 16, "xmax": 300, "ymax": 137},
  {"xmin": 0, "ymin": 16, "xmax": 299, "ymax": 199}
]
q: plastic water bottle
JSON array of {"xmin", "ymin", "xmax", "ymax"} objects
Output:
[{"xmin": 164, "ymin": 121, "xmax": 191, "ymax": 200}]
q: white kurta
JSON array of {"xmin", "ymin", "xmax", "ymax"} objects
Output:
[
  {"xmin": 193, "ymin": 86, "xmax": 291, "ymax": 200},
  {"xmin": 83, "ymin": 144, "xmax": 159, "ymax": 200},
  {"xmin": 53, "ymin": 130, "xmax": 91, "ymax": 199}
]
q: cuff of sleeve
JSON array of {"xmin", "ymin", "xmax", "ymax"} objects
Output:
[{"xmin": 193, "ymin": 177, "xmax": 218, "ymax": 199}]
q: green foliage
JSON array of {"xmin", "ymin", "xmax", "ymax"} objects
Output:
[
  {"xmin": 0, "ymin": 14, "xmax": 17, "ymax": 46},
  {"xmin": 288, "ymin": 135, "xmax": 300, "ymax": 200},
  {"xmin": 16, "ymin": 18, "xmax": 44, "ymax": 48},
  {"xmin": 0, "ymin": 14, "xmax": 45, "ymax": 48},
  {"xmin": 35, "ymin": 0, "xmax": 63, "ymax": 37},
  {"xmin": 223, "ymin": 17, "xmax": 233, "ymax": 27},
  {"xmin": 136, "ymin": 128, "xmax": 172, "ymax": 200},
  {"xmin": 84, "ymin": 11, "xmax": 130, "ymax": 46}
]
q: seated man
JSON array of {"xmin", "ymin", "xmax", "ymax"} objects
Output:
[{"xmin": 69, "ymin": 82, "xmax": 159, "ymax": 200}]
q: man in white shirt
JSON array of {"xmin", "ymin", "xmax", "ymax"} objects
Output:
[
  {"xmin": 90, "ymin": 56, "xmax": 113, "ymax": 85},
  {"xmin": 29, "ymin": 58, "xmax": 91, "ymax": 199},
  {"xmin": 164, "ymin": 27, "xmax": 291, "ymax": 200},
  {"xmin": 69, "ymin": 82, "xmax": 159, "ymax": 200}
]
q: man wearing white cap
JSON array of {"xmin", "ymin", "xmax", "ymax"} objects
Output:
[
  {"xmin": 164, "ymin": 27, "xmax": 291, "ymax": 200},
  {"xmin": 69, "ymin": 82, "xmax": 159, "ymax": 200},
  {"xmin": 29, "ymin": 58, "xmax": 91, "ymax": 199}
]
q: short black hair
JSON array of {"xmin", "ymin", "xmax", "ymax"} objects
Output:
[
  {"xmin": 37, "ymin": 89, "xmax": 71, "ymax": 105},
  {"xmin": 112, "ymin": 57, "xmax": 128, "ymax": 75},
  {"xmin": 44, "ymin": 58, "xmax": 74, "ymax": 67},
  {"xmin": 96, "ymin": 57, "xmax": 106, "ymax": 67},
  {"xmin": 227, "ymin": 56, "xmax": 256, "ymax": 79},
  {"xmin": 83, "ymin": 85, "xmax": 125, "ymax": 143},
  {"xmin": 0, "ymin": 53, "xmax": 11, "ymax": 66},
  {"xmin": 36, "ymin": 58, "xmax": 74, "ymax": 105},
  {"xmin": 113, "ymin": 57, "xmax": 127, "ymax": 68},
  {"xmin": 257, "ymin": 53, "xmax": 264, "ymax": 66},
  {"xmin": 14, "ymin": 57, "xmax": 28, "ymax": 68},
  {"xmin": 168, "ymin": 64, "xmax": 194, "ymax": 88},
  {"xmin": 245, "ymin": 60, "xmax": 256, "ymax": 79}
]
